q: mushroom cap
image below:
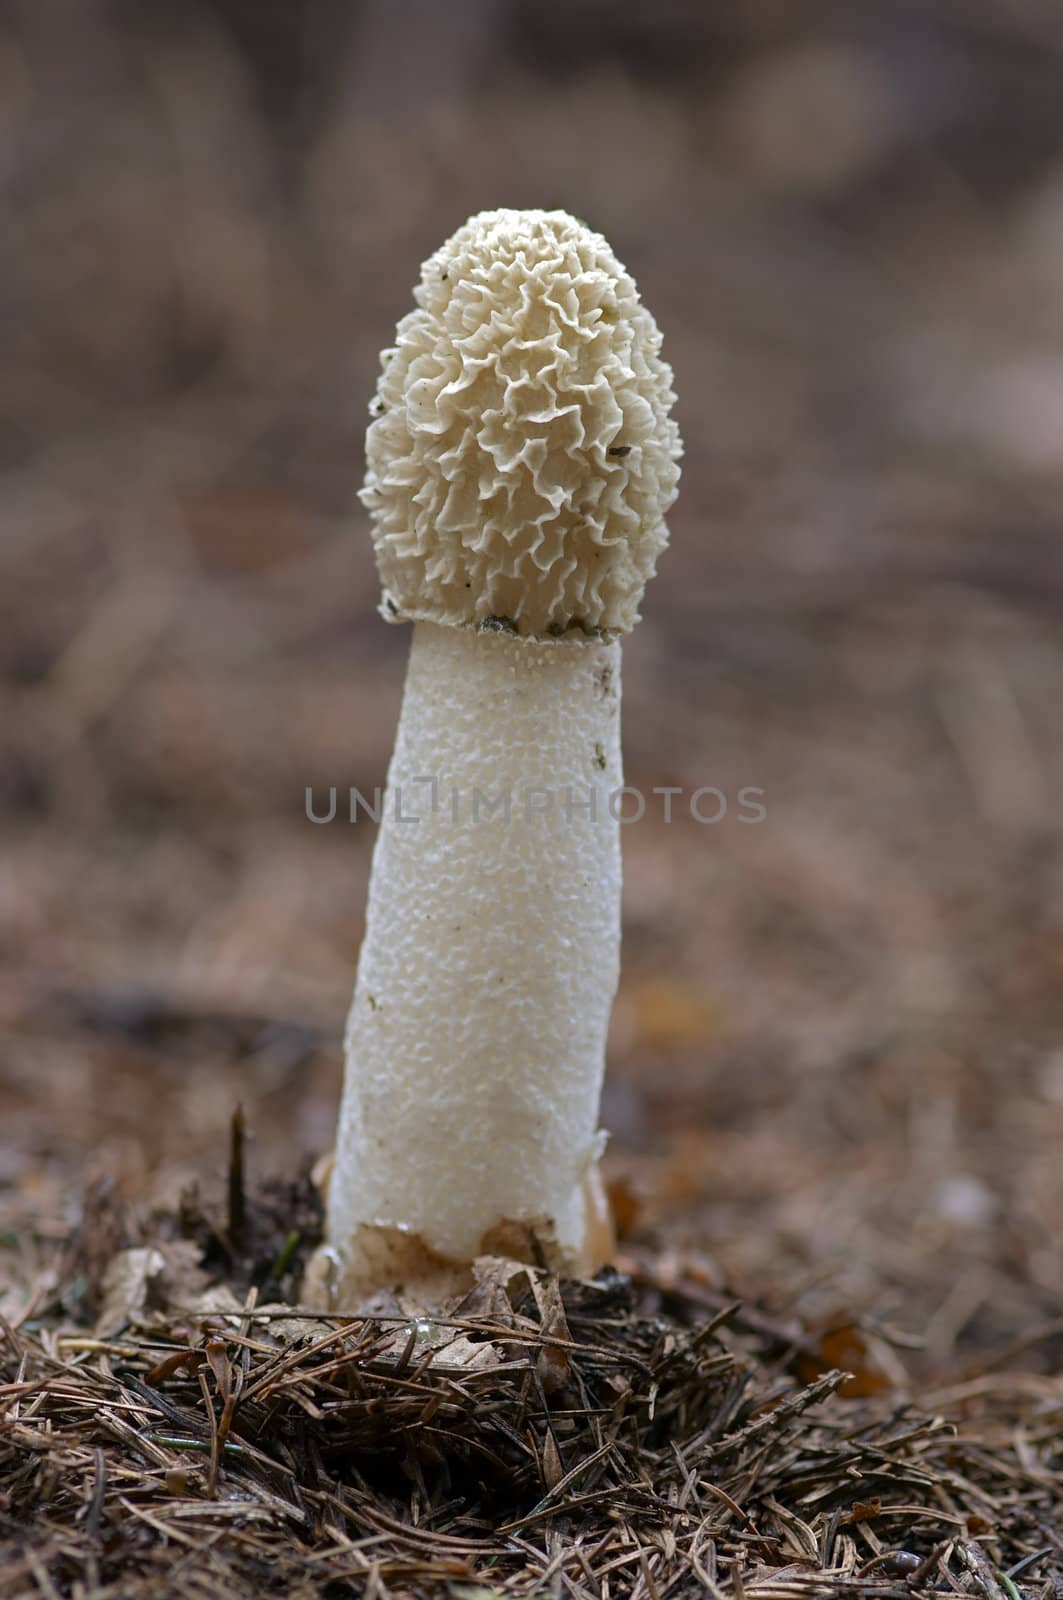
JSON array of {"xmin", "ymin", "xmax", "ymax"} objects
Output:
[{"xmin": 361, "ymin": 209, "xmax": 682, "ymax": 640}]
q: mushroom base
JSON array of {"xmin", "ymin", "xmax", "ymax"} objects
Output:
[{"xmin": 304, "ymin": 1166, "xmax": 616, "ymax": 1311}]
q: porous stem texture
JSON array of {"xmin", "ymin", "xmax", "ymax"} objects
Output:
[{"xmin": 324, "ymin": 619, "xmax": 621, "ymax": 1295}]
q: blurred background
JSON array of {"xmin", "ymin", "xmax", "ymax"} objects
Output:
[{"xmin": 3, "ymin": 0, "xmax": 1063, "ymax": 1366}]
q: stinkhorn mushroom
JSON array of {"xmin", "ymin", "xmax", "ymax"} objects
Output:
[{"xmin": 311, "ymin": 208, "xmax": 681, "ymax": 1305}]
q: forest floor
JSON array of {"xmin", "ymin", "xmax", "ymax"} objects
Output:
[{"xmin": 2, "ymin": 1152, "xmax": 1063, "ymax": 1598}]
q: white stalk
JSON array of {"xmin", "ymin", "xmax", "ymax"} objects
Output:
[{"xmin": 323, "ymin": 620, "xmax": 621, "ymax": 1294}]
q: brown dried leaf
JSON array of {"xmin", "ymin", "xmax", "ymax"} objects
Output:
[
  {"xmin": 531, "ymin": 1275, "xmax": 572, "ymax": 1396},
  {"xmin": 796, "ymin": 1323, "xmax": 891, "ymax": 1398},
  {"xmin": 541, "ymin": 1428, "xmax": 564, "ymax": 1491},
  {"xmin": 95, "ymin": 1247, "xmax": 167, "ymax": 1338}
]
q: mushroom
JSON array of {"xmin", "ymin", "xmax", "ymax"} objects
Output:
[{"xmin": 310, "ymin": 209, "xmax": 681, "ymax": 1306}]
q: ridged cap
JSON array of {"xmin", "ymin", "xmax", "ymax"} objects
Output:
[{"xmin": 361, "ymin": 209, "xmax": 682, "ymax": 641}]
